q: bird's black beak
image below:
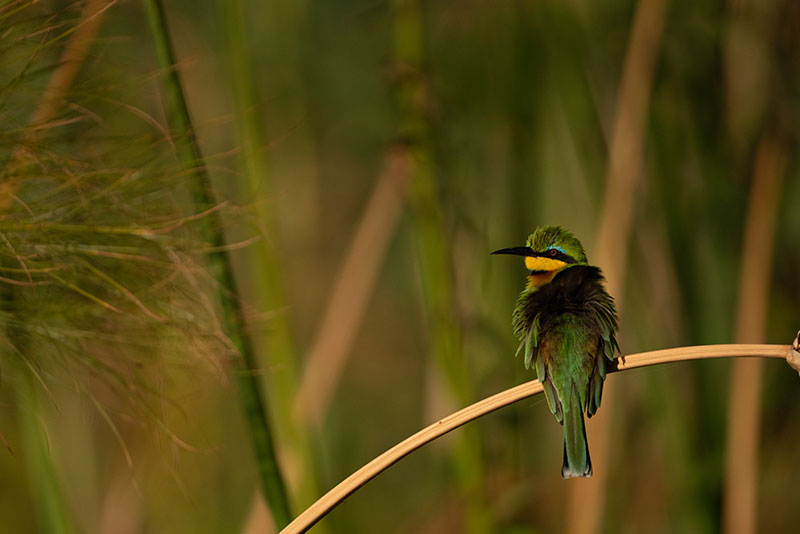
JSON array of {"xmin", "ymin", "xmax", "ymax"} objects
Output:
[{"xmin": 491, "ymin": 246, "xmax": 534, "ymax": 256}]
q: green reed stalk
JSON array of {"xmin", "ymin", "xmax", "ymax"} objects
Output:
[
  {"xmin": 392, "ymin": 0, "xmax": 492, "ymax": 531},
  {"xmin": 218, "ymin": 0, "xmax": 324, "ymax": 518},
  {"xmin": 17, "ymin": 367, "xmax": 75, "ymax": 534},
  {"xmin": 141, "ymin": 0, "xmax": 292, "ymax": 527}
]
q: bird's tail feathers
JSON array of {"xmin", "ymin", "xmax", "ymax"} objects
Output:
[{"xmin": 561, "ymin": 383, "xmax": 592, "ymax": 478}]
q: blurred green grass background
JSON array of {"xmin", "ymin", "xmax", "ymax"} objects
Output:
[{"xmin": 1, "ymin": 0, "xmax": 799, "ymax": 532}]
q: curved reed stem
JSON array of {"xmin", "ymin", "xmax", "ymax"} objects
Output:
[{"xmin": 279, "ymin": 343, "xmax": 793, "ymax": 534}]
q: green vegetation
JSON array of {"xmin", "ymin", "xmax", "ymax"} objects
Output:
[{"xmin": 0, "ymin": 0, "xmax": 798, "ymax": 533}]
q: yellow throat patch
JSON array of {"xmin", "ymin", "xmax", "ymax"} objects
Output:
[
  {"xmin": 525, "ymin": 256, "xmax": 568, "ymax": 288},
  {"xmin": 524, "ymin": 256, "xmax": 568, "ymax": 272}
]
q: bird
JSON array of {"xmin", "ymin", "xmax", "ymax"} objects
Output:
[{"xmin": 492, "ymin": 225, "xmax": 619, "ymax": 478}]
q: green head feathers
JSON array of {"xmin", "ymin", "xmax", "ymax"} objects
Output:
[
  {"xmin": 526, "ymin": 225, "xmax": 587, "ymax": 264},
  {"xmin": 492, "ymin": 225, "xmax": 588, "ymax": 270}
]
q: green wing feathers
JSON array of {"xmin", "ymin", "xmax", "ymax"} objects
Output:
[
  {"xmin": 586, "ymin": 279, "xmax": 618, "ymax": 417},
  {"xmin": 515, "ymin": 311, "xmax": 563, "ymax": 421},
  {"xmin": 587, "ymin": 346, "xmax": 607, "ymax": 417},
  {"xmin": 516, "ymin": 313, "xmax": 539, "ymax": 371}
]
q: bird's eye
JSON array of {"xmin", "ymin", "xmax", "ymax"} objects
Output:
[{"xmin": 548, "ymin": 249, "xmax": 557, "ymax": 257}]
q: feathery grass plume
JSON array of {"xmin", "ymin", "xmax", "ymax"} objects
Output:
[
  {"xmin": 1, "ymin": 3, "xmax": 233, "ymax": 528},
  {"xmin": 1, "ymin": 52, "xmax": 223, "ymax": 396}
]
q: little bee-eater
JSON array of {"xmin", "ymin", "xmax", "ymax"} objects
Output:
[{"xmin": 493, "ymin": 225, "xmax": 619, "ymax": 478}]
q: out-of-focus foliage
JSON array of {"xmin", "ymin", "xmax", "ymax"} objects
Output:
[{"xmin": 0, "ymin": 0, "xmax": 798, "ymax": 533}]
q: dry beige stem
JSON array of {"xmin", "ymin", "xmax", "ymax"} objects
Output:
[
  {"xmin": 280, "ymin": 344, "xmax": 792, "ymax": 534},
  {"xmin": 788, "ymin": 333, "xmax": 800, "ymax": 375},
  {"xmin": 241, "ymin": 491, "xmax": 275, "ymax": 534},
  {"xmin": 571, "ymin": 0, "xmax": 669, "ymax": 531},
  {"xmin": 294, "ymin": 146, "xmax": 410, "ymax": 427},
  {"xmin": 723, "ymin": 134, "xmax": 786, "ymax": 534},
  {"xmin": 1, "ymin": 0, "xmax": 115, "ymax": 210}
]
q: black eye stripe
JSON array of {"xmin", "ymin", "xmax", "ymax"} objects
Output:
[
  {"xmin": 534, "ymin": 250, "xmax": 577, "ymax": 264},
  {"xmin": 556, "ymin": 251, "xmax": 577, "ymax": 264}
]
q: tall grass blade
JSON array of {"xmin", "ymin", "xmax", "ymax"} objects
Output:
[
  {"xmin": 141, "ymin": 0, "xmax": 292, "ymax": 526},
  {"xmin": 18, "ymin": 374, "xmax": 76, "ymax": 534}
]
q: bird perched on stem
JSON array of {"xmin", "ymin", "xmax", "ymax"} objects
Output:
[{"xmin": 493, "ymin": 225, "xmax": 618, "ymax": 478}]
